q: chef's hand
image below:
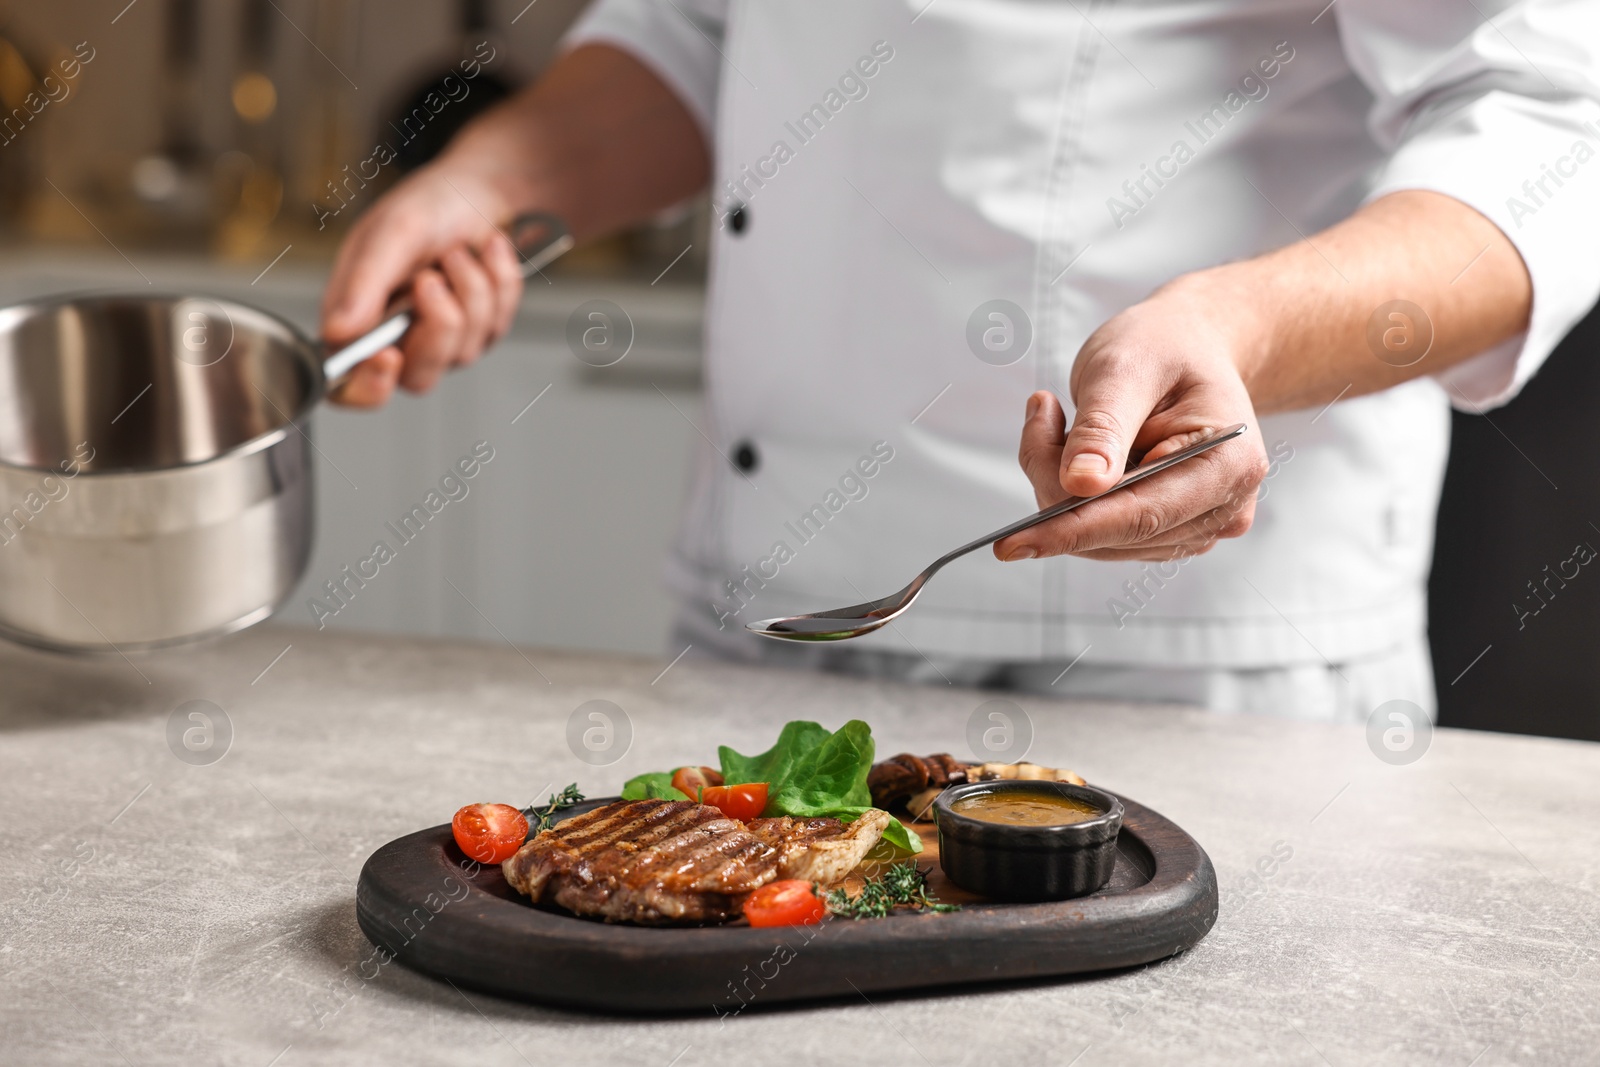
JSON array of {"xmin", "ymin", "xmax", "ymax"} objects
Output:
[
  {"xmin": 319, "ymin": 45, "xmax": 711, "ymax": 408},
  {"xmin": 993, "ymin": 285, "xmax": 1269, "ymax": 562},
  {"xmin": 990, "ymin": 191, "xmax": 1536, "ymax": 563},
  {"xmin": 320, "ymin": 166, "xmax": 524, "ymax": 407}
]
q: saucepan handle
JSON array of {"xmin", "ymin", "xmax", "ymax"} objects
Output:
[{"xmin": 321, "ymin": 211, "xmax": 574, "ymax": 384}]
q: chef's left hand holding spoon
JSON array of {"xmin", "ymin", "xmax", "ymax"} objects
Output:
[{"xmin": 994, "ymin": 284, "xmax": 1270, "ymax": 564}]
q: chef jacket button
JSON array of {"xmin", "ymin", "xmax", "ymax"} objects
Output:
[
  {"xmin": 728, "ymin": 204, "xmax": 748, "ymax": 234},
  {"xmin": 732, "ymin": 440, "xmax": 759, "ymax": 473}
]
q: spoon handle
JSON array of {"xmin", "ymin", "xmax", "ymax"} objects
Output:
[{"xmin": 929, "ymin": 424, "xmax": 1249, "ymax": 572}]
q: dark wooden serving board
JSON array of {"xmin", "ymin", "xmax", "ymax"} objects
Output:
[{"xmin": 356, "ymin": 793, "xmax": 1217, "ymax": 1014}]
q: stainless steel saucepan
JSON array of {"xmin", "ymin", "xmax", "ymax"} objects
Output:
[{"xmin": 0, "ymin": 212, "xmax": 572, "ymax": 652}]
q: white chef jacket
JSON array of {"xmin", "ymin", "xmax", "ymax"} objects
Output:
[{"xmin": 567, "ymin": 0, "xmax": 1600, "ymax": 669}]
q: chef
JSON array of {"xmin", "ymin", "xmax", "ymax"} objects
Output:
[{"xmin": 321, "ymin": 1, "xmax": 1600, "ymax": 721}]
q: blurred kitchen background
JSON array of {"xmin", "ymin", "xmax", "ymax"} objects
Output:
[{"xmin": 0, "ymin": 0, "xmax": 1594, "ymax": 741}]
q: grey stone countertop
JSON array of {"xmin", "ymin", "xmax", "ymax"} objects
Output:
[{"xmin": 2, "ymin": 623, "xmax": 1596, "ymax": 1066}]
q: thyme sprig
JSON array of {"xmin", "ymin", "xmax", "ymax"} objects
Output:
[
  {"xmin": 525, "ymin": 783, "xmax": 585, "ymax": 835},
  {"xmin": 825, "ymin": 861, "xmax": 960, "ymax": 920}
]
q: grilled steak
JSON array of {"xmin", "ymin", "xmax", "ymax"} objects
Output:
[
  {"xmin": 502, "ymin": 799, "xmax": 778, "ymax": 925},
  {"xmin": 748, "ymin": 809, "xmax": 890, "ymax": 885},
  {"xmin": 502, "ymin": 799, "xmax": 893, "ymax": 925}
]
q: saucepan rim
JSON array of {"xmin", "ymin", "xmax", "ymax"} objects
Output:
[{"xmin": 0, "ymin": 289, "xmax": 325, "ymax": 477}]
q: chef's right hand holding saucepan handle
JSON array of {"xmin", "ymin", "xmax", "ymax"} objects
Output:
[
  {"xmin": 318, "ymin": 44, "xmax": 710, "ymax": 408},
  {"xmin": 994, "ymin": 190, "xmax": 1533, "ymax": 566}
]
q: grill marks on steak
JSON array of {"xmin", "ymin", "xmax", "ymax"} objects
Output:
[
  {"xmin": 502, "ymin": 799, "xmax": 779, "ymax": 925},
  {"xmin": 502, "ymin": 799, "xmax": 894, "ymax": 925}
]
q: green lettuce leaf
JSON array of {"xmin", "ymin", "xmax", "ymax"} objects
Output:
[
  {"xmin": 621, "ymin": 721, "xmax": 921, "ymax": 854},
  {"xmin": 620, "ymin": 770, "xmax": 689, "ymax": 801},
  {"xmin": 718, "ymin": 719, "xmax": 921, "ymax": 854},
  {"xmin": 716, "ymin": 720, "xmax": 832, "ymax": 793}
]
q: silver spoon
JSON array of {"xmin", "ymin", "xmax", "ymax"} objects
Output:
[{"xmin": 746, "ymin": 423, "xmax": 1248, "ymax": 642}]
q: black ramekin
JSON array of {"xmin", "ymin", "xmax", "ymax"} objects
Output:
[{"xmin": 933, "ymin": 779, "xmax": 1124, "ymax": 902}]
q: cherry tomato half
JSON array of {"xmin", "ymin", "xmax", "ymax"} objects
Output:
[
  {"xmin": 702, "ymin": 782, "xmax": 769, "ymax": 821},
  {"xmin": 670, "ymin": 765, "xmax": 723, "ymax": 801},
  {"xmin": 744, "ymin": 879, "xmax": 828, "ymax": 927},
  {"xmin": 452, "ymin": 803, "xmax": 530, "ymax": 864}
]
